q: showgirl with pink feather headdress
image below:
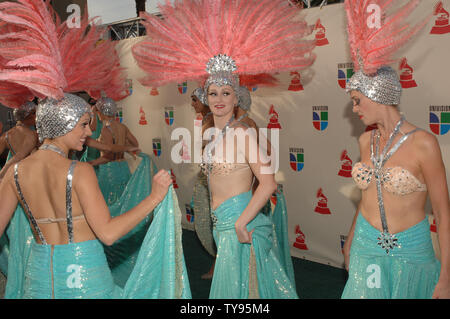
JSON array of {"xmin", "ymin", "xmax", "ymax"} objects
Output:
[
  {"xmin": 133, "ymin": 0, "xmax": 316, "ymax": 299},
  {"xmin": 345, "ymin": 0, "xmax": 430, "ymax": 105},
  {"xmin": 132, "ymin": 0, "xmax": 316, "ymax": 104},
  {"xmin": 342, "ymin": 1, "xmax": 450, "ymax": 299},
  {"xmin": 0, "ymin": 0, "xmax": 193, "ymax": 300}
]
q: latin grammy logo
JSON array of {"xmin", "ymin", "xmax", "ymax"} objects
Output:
[
  {"xmin": 293, "ymin": 225, "xmax": 308, "ymax": 250},
  {"xmin": 314, "ymin": 188, "xmax": 331, "ymax": 215},
  {"xmin": 314, "ymin": 19, "xmax": 329, "ymax": 46},
  {"xmin": 139, "ymin": 106, "xmax": 147, "ymax": 125},
  {"xmin": 399, "ymin": 57, "xmax": 417, "ymax": 89},
  {"xmin": 267, "ymin": 105, "xmax": 282, "ymax": 129},
  {"xmin": 150, "ymin": 87, "xmax": 159, "ymax": 96},
  {"xmin": 430, "ymin": 2, "xmax": 450, "ymax": 34},
  {"xmin": 288, "ymin": 71, "xmax": 304, "ymax": 91},
  {"xmin": 170, "ymin": 169, "xmax": 179, "ymax": 189},
  {"xmin": 338, "ymin": 150, "xmax": 353, "ymax": 178}
]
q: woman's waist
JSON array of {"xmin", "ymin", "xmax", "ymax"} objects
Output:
[
  {"xmin": 353, "ymin": 213, "xmax": 435, "ymax": 258},
  {"xmin": 211, "ymin": 191, "xmax": 271, "ymax": 231},
  {"xmin": 31, "ymin": 238, "xmax": 104, "ymax": 255},
  {"xmin": 359, "ymin": 205, "xmax": 427, "ymax": 235}
]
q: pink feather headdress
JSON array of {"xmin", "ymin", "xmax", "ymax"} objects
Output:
[
  {"xmin": 132, "ymin": 0, "xmax": 316, "ymax": 90},
  {"xmin": 345, "ymin": 0, "xmax": 430, "ymax": 74},
  {"xmin": 345, "ymin": 0, "xmax": 431, "ymax": 105},
  {"xmin": 0, "ymin": 0, "xmax": 128, "ymax": 108}
]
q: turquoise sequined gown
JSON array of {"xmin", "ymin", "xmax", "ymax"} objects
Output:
[
  {"xmin": 209, "ymin": 190, "xmax": 297, "ymax": 299},
  {"xmin": 3, "ymin": 153, "xmax": 191, "ymax": 298},
  {"xmin": 341, "ymin": 213, "xmax": 440, "ymax": 299}
]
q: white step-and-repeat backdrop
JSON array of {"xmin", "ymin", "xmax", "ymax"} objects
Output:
[{"xmin": 114, "ymin": 1, "xmax": 450, "ymax": 269}]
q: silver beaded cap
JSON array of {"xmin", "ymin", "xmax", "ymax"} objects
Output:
[
  {"xmin": 191, "ymin": 87, "xmax": 205, "ymax": 103},
  {"xmin": 36, "ymin": 93, "xmax": 91, "ymax": 142},
  {"xmin": 346, "ymin": 66, "xmax": 402, "ymax": 106},
  {"xmin": 13, "ymin": 101, "xmax": 37, "ymax": 121},
  {"xmin": 95, "ymin": 96, "xmax": 117, "ymax": 117},
  {"xmin": 237, "ymin": 86, "xmax": 251, "ymax": 111}
]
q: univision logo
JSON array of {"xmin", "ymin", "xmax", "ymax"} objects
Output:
[
  {"xmin": 165, "ymin": 107, "xmax": 174, "ymax": 126},
  {"xmin": 152, "ymin": 138, "xmax": 161, "ymax": 157},
  {"xmin": 312, "ymin": 106, "xmax": 328, "ymax": 131},
  {"xmin": 185, "ymin": 204, "xmax": 194, "ymax": 223},
  {"xmin": 289, "ymin": 147, "xmax": 304, "ymax": 172},
  {"xmin": 178, "ymin": 82, "xmax": 188, "ymax": 94},
  {"xmin": 429, "ymin": 105, "xmax": 450, "ymax": 135},
  {"xmin": 337, "ymin": 63, "xmax": 354, "ymax": 89}
]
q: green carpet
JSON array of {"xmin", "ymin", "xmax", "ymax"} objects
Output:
[{"xmin": 181, "ymin": 229, "xmax": 347, "ymax": 299}]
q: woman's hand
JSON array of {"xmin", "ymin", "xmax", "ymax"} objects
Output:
[
  {"xmin": 235, "ymin": 220, "xmax": 254, "ymax": 244},
  {"xmin": 149, "ymin": 170, "xmax": 172, "ymax": 204},
  {"xmin": 432, "ymin": 278, "xmax": 450, "ymax": 299},
  {"xmin": 342, "ymin": 243, "xmax": 350, "ymax": 272}
]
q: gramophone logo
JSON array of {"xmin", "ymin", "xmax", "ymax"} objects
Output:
[
  {"xmin": 178, "ymin": 81, "xmax": 188, "ymax": 94},
  {"xmin": 399, "ymin": 57, "xmax": 417, "ymax": 89},
  {"xmin": 312, "ymin": 106, "xmax": 328, "ymax": 131},
  {"xmin": 267, "ymin": 105, "xmax": 282, "ymax": 129},
  {"xmin": 430, "ymin": 212, "xmax": 437, "ymax": 233},
  {"xmin": 170, "ymin": 169, "xmax": 179, "ymax": 189},
  {"xmin": 139, "ymin": 106, "xmax": 147, "ymax": 125},
  {"xmin": 289, "ymin": 147, "xmax": 304, "ymax": 172},
  {"xmin": 152, "ymin": 138, "xmax": 161, "ymax": 157},
  {"xmin": 314, "ymin": 19, "xmax": 329, "ymax": 46},
  {"xmin": 185, "ymin": 204, "xmax": 194, "ymax": 223},
  {"xmin": 338, "ymin": 150, "xmax": 353, "ymax": 178},
  {"xmin": 165, "ymin": 107, "xmax": 174, "ymax": 126},
  {"xmin": 293, "ymin": 225, "xmax": 309, "ymax": 250},
  {"xmin": 314, "ymin": 188, "xmax": 331, "ymax": 215},
  {"xmin": 288, "ymin": 71, "xmax": 304, "ymax": 91},
  {"xmin": 429, "ymin": 105, "xmax": 450, "ymax": 135},
  {"xmin": 430, "ymin": 2, "xmax": 450, "ymax": 34},
  {"xmin": 338, "ymin": 63, "xmax": 354, "ymax": 89},
  {"xmin": 150, "ymin": 87, "xmax": 159, "ymax": 96},
  {"xmin": 270, "ymin": 184, "xmax": 283, "ymax": 208}
]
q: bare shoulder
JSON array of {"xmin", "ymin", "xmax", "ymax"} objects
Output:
[
  {"xmin": 73, "ymin": 162, "xmax": 97, "ymax": 182},
  {"xmin": 358, "ymin": 130, "xmax": 372, "ymax": 148},
  {"xmin": 412, "ymin": 129, "xmax": 440, "ymax": 153}
]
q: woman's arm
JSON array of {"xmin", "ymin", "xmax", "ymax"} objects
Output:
[
  {"xmin": 417, "ymin": 132, "xmax": 450, "ymax": 299},
  {"xmin": 234, "ymin": 128, "xmax": 277, "ymax": 244},
  {"xmin": 125, "ymin": 127, "xmax": 139, "ymax": 148},
  {"xmin": 343, "ymin": 203, "xmax": 360, "ymax": 271},
  {"xmin": 85, "ymin": 137, "xmax": 140, "ymax": 154},
  {"xmin": 0, "ymin": 169, "xmax": 19, "ymax": 238},
  {"xmin": 74, "ymin": 163, "xmax": 172, "ymax": 246}
]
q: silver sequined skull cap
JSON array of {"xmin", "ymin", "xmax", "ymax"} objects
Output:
[
  {"xmin": 191, "ymin": 87, "xmax": 205, "ymax": 103},
  {"xmin": 346, "ymin": 66, "xmax": 402, "ymax": 106},
  {"xmin": 13, "ymin": 101, "xmax": 37, "ymax": 122},
  {"xmin": 95, "ymin": 96, "xmax": 118, "ymax": 117},
  {"xmin": 36, "ymin": 93, "xmax": 91, "ymax": 143},
  {"xmin": 237, "ymin": 86, "xmax": 251, "ymax": 111}
]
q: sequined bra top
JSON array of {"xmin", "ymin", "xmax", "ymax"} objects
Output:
[
  {"xmin": 352, "ymin": 129, "xmax": 427, "ymax": 196},
  {"xmin": 352, "ymin": 163, "xmax": 427, "ymax": 196}
]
